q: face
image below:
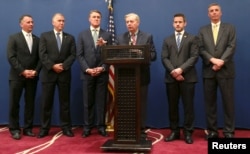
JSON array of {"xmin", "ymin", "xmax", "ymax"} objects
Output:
[
  {"xmin": 208, "ymin": 5, "xmax": 222, "ymax": 23},
  {"xmin": 52, "ymin": 14, "xmax": 65, "ymax": 32},
  {"xmin": 125, "ymin": 15, "xmax": 139, "ymax": 33},
  {"xmin": 20, "ymin": 16, "xmax": 34, "ymax": 33},
  {"xmin": 89, "ymin": 12, "xmax": 101, "ymax": 28},
  {"xmin": 173, "ymin": 16, "xmax": 186, "ymax": 32}
]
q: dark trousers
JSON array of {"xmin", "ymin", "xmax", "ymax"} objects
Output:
[
  {"xmin": 82, "ymin": 73, "xmax": 108, "ymax": 131},
  {"xmin": 166, "ymin": 82, "xmax": 195, "ymax": 135},
  {"xmin": 40, "ymin": 80, "xmax": 72, "ymax": 131},
  {"xmin": 9, "ymin": 79, "xmax": 37, "ymax": 133},
  {"xmin": 203, "ymin": 78, "xmax": 235, "ymax": 134}
]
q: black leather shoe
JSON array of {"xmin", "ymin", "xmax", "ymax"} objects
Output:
[
  {"xmin": 164, "ymin": 132, "xmax": 180, "ymax": 142},
  {"xmin": 98, "ymin": 129, "xmax": 108, "ymax": 137},
  {"xmin": 205, "ymin": 132, "xmax": 218, "ymax": 140},
  {"xmin": 37, "ymin": 130, "xmax": 49, "ymax": 138},
  {"xmin": 224, "ymin": 133, "xmax": 234, "ymax": 138},
  {"xmin": 82, "ymin": 130, "xmax": 91, "ymax": 138},
  {"xmin": 11, "ymin": 132, "xmax": 21, "ymax": 140},
  {"xmin": 184, "ymin": 135, "xmax": 193, "ymax": 144},
  {"xmin": 23, "ymin": 130, "xmax": 35, "ymax": 137},
  {"xmin": 63, "ymin": 129, "xmax": 74, "ymax": 137}
]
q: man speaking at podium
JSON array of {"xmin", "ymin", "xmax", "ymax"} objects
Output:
[{"xmin": 116, "ymin": 12, "xmax": 157, "ymax": 139}]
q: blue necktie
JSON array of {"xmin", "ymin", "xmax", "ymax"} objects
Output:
[
  {"xmin": 56, "ymin": 32, "xmax": 61, "ymax": 51},
  {"xmin": 176, "ymin": 33, "xmax": 181, "ymax": 49}
]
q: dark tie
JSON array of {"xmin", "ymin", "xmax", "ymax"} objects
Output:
[
  {"xmin": 56, "ymin": 32, "xmax": 61, "ymax": 50},
  {"xmin": 176, "ymin": 32, "xmax": 181, "ymax": 49}
]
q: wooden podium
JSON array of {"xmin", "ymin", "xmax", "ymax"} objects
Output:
[{"xmin": 100, "ymin": 45, "xmax": 152, "ymax": 152}]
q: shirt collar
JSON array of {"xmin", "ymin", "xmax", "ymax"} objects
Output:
[
  {"xmin": 22, "ymin": 30, "xmax": 32, "ymax": 36},
  {"xmin": 175, "ymin": 30, "xmax": 184, "ymax": 36},
  {"xmin": 130, "ymin": 30, "xmax": 139, "ymax": 36},
  {"xmin": 211, "ymin": 21, "xmax": 221, "ymax": 26},
  {"xmin": 90, "ymin": 26, "xmax": 100, "ymax": 31},
  {"xmin": 54, "ymin": 29, "xmax": 62, "ymax": 35}
]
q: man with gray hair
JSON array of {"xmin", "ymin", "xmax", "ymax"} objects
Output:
[
  {"xmin": 38, "ymin": 13, "xmax": 76, "ymax": 138},
  {"xmin": 116, "ymin": 12, "xmax": 157, "ymax": 140}
]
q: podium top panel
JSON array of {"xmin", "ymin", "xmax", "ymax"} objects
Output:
[{"xmin": 101, "ymin": 45, "xmax": 150, "ymax": 64}]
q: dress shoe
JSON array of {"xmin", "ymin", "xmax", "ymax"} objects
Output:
[
  {"xmin": 164, "ymin": 132, "xmax": 180, "ymax": 142},
  {"xmin": 224, "ymin": 133, "xmax": 234, "ymax": 138},
  {"xmin": 205, "ymin": 132, "xmax": 218, "ymax": 140},
  {"xmin": 184, "ymin": 135, "xmax": 193, "ymax": 144},
  {"xmin": 63, "ymin": 129, "xmax": 74, "ymax": 137},
  {"xmin": 82, "ymin": 130, "xmax": 91, "ymax": 138},
  {"xmin": 23, "ymin": 130, "xmax": 35, "ymax": 137},
  {"xmin": 98, "ymin": 129, "xmax": 108, "ymax": 137},
  {"xmin": 11, "ymin": 132, "xmax": 21, "ymax": 140},
  {"xmin": 37, "ymin": 130, "xmax": 49, "ymax": 138}
]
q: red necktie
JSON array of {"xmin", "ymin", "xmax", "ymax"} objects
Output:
[{"xmin": 131, "ymin": 34, "xmax": 136, "ymax": 45}]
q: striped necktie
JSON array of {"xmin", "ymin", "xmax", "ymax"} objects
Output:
[{"xmin": 176, "ymin": 32, "xmax": 181, "ymax": 49}]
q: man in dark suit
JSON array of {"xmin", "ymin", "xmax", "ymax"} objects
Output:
[
  {"xmin": 77, "ymin": 10, "xmax": 112, "ymax": 137},
  {"xmin": 161, "ymin": 13, "xmax": 199, "ymax": 144},
  {"xmin": 116, "ymin": 13, "xmax": 157, "ymax": 139},
  {"xmin": 198, "ymin": 3, "xmax": 236, "ymax": 139},
  {"xmin": 38, "ymin": 13, "xmax": 76, "ymax": 138},
  {"xmin": 7, "ymin": 14, "xmax": 41, "ymax": 140}
]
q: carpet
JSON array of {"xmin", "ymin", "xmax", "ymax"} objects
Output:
[{"xmin": 0, "ymin": 126, "xmax": 250, "ymax": 154}]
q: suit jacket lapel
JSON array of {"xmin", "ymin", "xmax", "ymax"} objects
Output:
[
  {"xmin": 19, "ymin": 32, "xmax": 31, "ymax": 54},
  {"xmin": 178, "ymin": 32, "xmax": 188, "ymax": 52},
  {"xmin": 207, "ymin": 25, "xmax": 215, "ymax": 46},
  {"xmin": 61, "ymin": 32, "xmax": 68, "ymax": 51},
  {"xmin": 136, "ymin": 31, "xmax": 142, "ymax": 45},
  {"xmin": 216, "ymin": 23, "xmax": 224, "ymax": 45},
  {"xmin": 30, "ymin": 34, "xmax": 35, "ymax": 54},
  {"xmin": 50, "ymin": 31, "xmax": 61, "ymax": 52}
]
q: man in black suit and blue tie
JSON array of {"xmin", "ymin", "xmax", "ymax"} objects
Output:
[
  {"xmin": 198, "ymin": 3, "xmax": 236, "ymax": 139},
  {"xmin": 77, "ymin": 10, "xmax": 112, "ymax": 137},
  {"xmin": 38, "ymin": 13, "xmax": 76, "ymax": 138},
  {"xmin": 116, "ymin": 13, "xmax": 157, "ymax": 139},
  {"xmin": 161, "ymin": 13, "xmax": 199, "ymax": 144},
  {"xmin": 7, "ymin": 14, "xmax": 41, "ymax": 140}
]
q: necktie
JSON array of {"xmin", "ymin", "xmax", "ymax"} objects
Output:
[
  {"xmin": 131, "ymin": 34, "xmax": 136, "ymax": 45},
  {"xmin": 56, "ymin": 32, "xmax": 61, "ymax": 50},
  {"xmin": 212, "ymin": 24, "xmax": 218, "ymax": 45},
  {"xmin": 176, "ymin": 32, "xmax": 181, "ymax": 49},
  {"xmin": 93, "ymin": 29, "xmax": 98, "ymax": 47},
  {"xmin": 26, "ymin": 33, "xmax": 32, "ymax": 53}
]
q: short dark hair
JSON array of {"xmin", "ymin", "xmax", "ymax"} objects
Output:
[
  {"xmin": 173, "ymin": 13, "xmax": 186, "ymax": 22},
  {"xmin": 89, "ymin": 10, "xmax": 102, "ymax": 18},
  {"xmin": 19, "ymin": 14, "xmax": 32, "ymax": 23}
]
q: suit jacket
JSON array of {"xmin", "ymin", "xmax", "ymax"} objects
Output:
[
  {"xmin": 116, "ymin": 30, "xmax": 157, "ymax": 85},
  {"xmin": 77, "ymin": 28, "xmax": 112, "ymax": 80},
  {"xmin": 39, "ymin": 31, "xmax": 76, "ymax": 82},
  {"xmin": 161, "ymin": 32, "xmax": 199, "ymax": 83},
  {"xmin": 7, "ymin": 32, "xmax": 41, "ymax": 80},
  {"xmin": 198, "ymin": 23, "xmax": 236, "ymax": 78}
]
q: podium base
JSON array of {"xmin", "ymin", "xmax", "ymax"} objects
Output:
[{"xmin": 101, "ymin": 139, "xmax": 152, "ymax": 152}]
